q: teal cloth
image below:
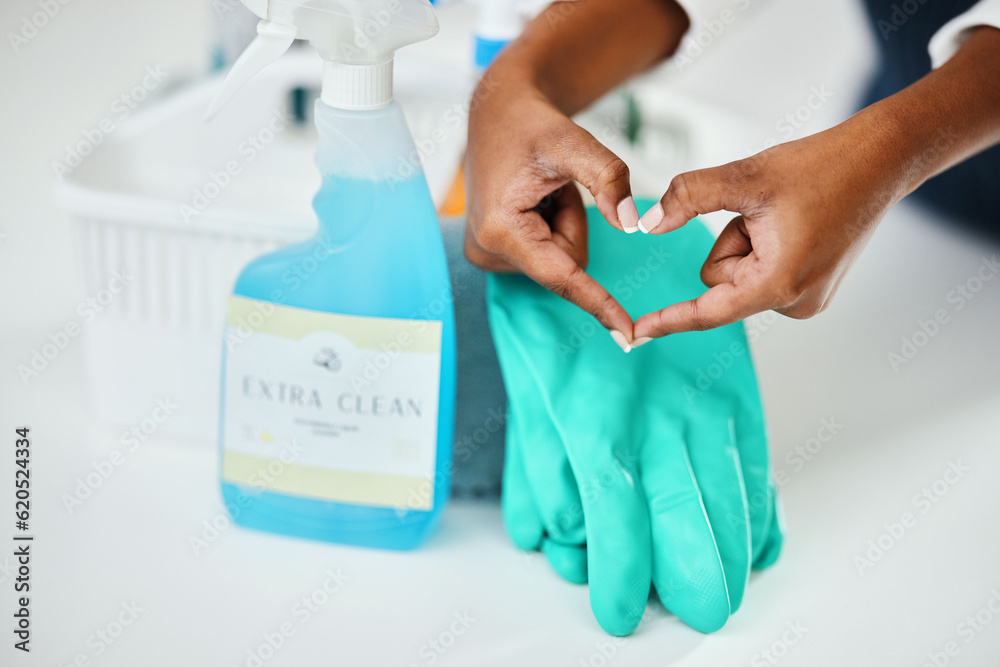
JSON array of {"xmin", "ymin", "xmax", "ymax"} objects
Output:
[
  {"xmin": 487, "ymin": 202, "xmax": 783, "ymax": 635},
  {"xmin": 440, "ymin": 217, "xmax": 506, "ymax": 498}
]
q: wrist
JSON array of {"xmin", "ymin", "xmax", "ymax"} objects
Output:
[
  {"xmin": 847, "ymin": 26, "xmax": 1000, "ymax": 200},
  {"xmin": 841, "ymin": 99, "xmax": 932, "ymax": 205},
  {"xmin": 810, "ymin": 102, "xmax": 919, "ymax": 223},
  {"xmin": 469, "ymin": 54, "xmax": 544, "ymax": 131},
  {"xmin": 483, "ymin": 0, "xmax": 689, "ymax": 116},
  {"xmin": 480, "ymin": 44, "xmax": 585, "ymax": 117}
]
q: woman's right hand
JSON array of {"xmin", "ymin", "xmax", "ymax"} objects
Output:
[
  {"xmin": 464, "ymin": 82, "xmax": 640, "ymax": 340},
  {"xmin": 461, "ymin": 0, "xmax": 691, "ymax": 345}
]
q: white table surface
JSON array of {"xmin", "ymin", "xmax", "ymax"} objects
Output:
[{"xmin": 2, "ymin": 0, "xmax": 1000, "ymax": 665}]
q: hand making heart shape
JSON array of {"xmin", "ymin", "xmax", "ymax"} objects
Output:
[{"xmin": 465, "ymin": 84, "xmax": 896, "ymax": 348}]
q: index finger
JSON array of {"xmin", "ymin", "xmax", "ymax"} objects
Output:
[
  {"xmin": 633, "ymin": 282, "xmax": 769, "ymax": 338},
  {"xmin": 464, "ymin": 185, "xmax": 588, "ymax": 274},
  {"xmin": 508, "ymin": 234, "xmax": 635, "ymax": 343},
  {"xmin": 638, "ymin": 162, "xmax": 752, "ymax": 235}
]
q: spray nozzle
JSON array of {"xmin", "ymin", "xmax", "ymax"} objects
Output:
[
  {"xmin": 206, "ymin": 0, "xmax": 438, "ymax": 119},
  {"xmin": 206, "ymin": 20, "xmax": 297, "ymax": 121}
]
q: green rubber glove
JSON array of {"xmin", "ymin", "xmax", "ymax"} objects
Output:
[{"xmin": 488, "ymin": 201, "xmax": 784, "ymax": 636}]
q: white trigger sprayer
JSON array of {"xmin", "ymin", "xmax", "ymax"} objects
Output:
[{"xmin": 206, "ymin": 0, "xmax": 439, "ymax": 118}]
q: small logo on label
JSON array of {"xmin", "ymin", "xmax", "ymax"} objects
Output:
[{"xmin": 313, "ymin": 347, "xmax": 342, "ymax": 372}]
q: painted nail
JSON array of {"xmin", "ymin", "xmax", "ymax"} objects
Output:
[
  {"xmin": 637, "ymin": 203, "xmax": 664, "ymax": 234},
  {"xmin": 631, "ymin": 336, "xmax": 653, "ymax": 349},
  {"xmin": 610, "ymin": 330, "xmax": 632, "ymax": 353},
  {"xmin": 617, "ymin": 196, "xmax": 640, "ymax": 234}
]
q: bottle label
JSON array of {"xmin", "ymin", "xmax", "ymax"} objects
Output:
[{"xmin": 221, "ymin": 296, "xmax": 442, "ymax": 511}]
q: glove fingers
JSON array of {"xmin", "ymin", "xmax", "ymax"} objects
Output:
[
  {"xmin": 571, "ymin": 442, "xmax": 651, "ymax": 637},
  {"xmin": 516, "ymin": 381, "xmax": 589, "ymax": 580},
  {"xmin": 491, "ymin": 294, "xmax": 588, "ymax": 587},
  {"xmin": 501, "ymin": 404, "xmax": 545, "ymax": 552},
  {"xmin": 640, "ymin": 427, "xmax": 731, "ymax": 634},
  {"xmin": 489, "ymin": 290, "xmax": 587, "ymax": 549},
  {"xmin": 541, "ymin": 539, "xmax": 589, "ymax": 584},
  {"xmin": 752, "ymin": 489, "xmax": 785, "ymax": 570},
  {"xmin": 733, "ymin": 405, "xmax": 774, "ymax": 561},
  {"xmin": 685, "ymin": 419, "xmax": 751, "ymax": 614},
  {"xmin": 520, "ymin": 419, "xmax": 586, "ymax": 547}
]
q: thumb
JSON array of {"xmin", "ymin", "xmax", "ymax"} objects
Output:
[
  {"xmin": 699, "ymin": 215, "xmax": 753, "ymax": 288},
  {"xmin": 555, "ymin": 125, "xmax": 641, "ymax": 234},
  {"xmin": 637, "ymin": 161, "xmax": 753, "ymax": 235}
]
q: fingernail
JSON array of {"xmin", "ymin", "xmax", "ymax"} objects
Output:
[
  {"xmin": 631, "ymin": 336, "xmax": 652, "ymax": 349},
  {"xmin": 610, "ymin": 330, "xmax": 632, "ymax": 353},
  {"xmin": 617, "ymin": 196, "xmax": 640, "ymax": 234},
  {"xmin": 637, "ymin": 203, "xmax": 664, "ymax": 234}
]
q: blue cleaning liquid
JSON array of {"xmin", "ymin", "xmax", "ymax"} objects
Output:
[{"xmin": 218, "ymin": 101, "xmax": 456, "ymax": 550}]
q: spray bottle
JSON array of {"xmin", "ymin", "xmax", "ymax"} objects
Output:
[
  {"xmin": 207, "ymin": 0, "xmax": 455, "ymax": 550},
  {"xmin": 471, "ymin": 0, "xmax": 522, "ymax": 72}
]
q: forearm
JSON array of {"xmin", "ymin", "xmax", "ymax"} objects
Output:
[
  {"xmin": 488, "ymin": 0, "xmax": 689, "ymax": 115},
  {"xmin": 854, "ymin": 26, "xmax": 1000, "ymax": 203}
]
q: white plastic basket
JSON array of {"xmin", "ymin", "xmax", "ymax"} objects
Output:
[{"xmin": 56, "ymin": 52, "xmax": 471, "ymax": 443}]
